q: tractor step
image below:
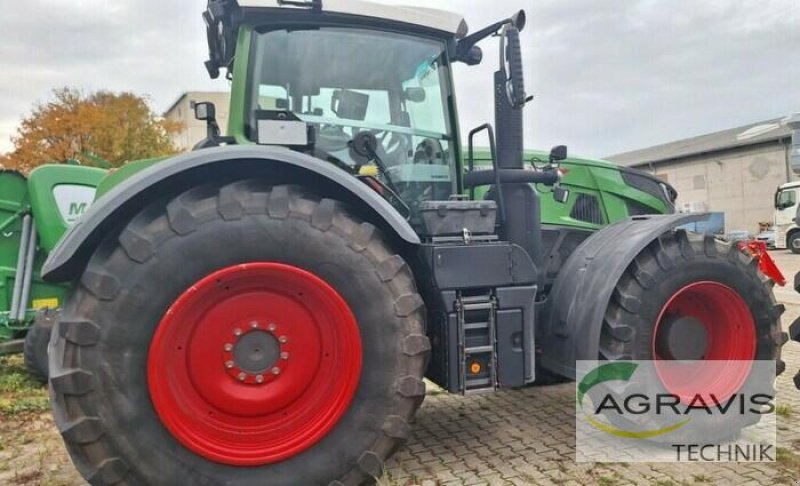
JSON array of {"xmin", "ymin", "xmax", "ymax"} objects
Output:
[{"xmin": 457, "ymin": 294, "xmax": 498, "ymax": 394}]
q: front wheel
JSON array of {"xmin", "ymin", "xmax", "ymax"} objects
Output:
[
  {"xmin": 598, "ymin": 230, "xmax": 785, "ymax": 442},
  {"xmin": 789, "ymin": 232, "xmax": 800, "ymax": 254},
  {"xmin": 49, "ymin": 182, "xmax": 429, "ymax": 485}
]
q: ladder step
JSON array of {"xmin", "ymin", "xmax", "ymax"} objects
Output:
[
  {"xmin": 465, "ymin": 377, "xmax": 492, "ymax": 388},
  {"xmin": 460, "ymin": 295, "xmax": 492, "ymax": 304},
  {"xmin": 465, "ymin": 345, "xmax": 494, "ymax": 354},
  {"xmin": 462, "ymin": 302, "xmax": 493, "ymax": 311},
  {"xmin": 464, "ymin": 321, "xmax": 489, "ymax": 331}
]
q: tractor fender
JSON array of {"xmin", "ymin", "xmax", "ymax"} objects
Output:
[
  {"xmin": 538, "ymin": 213, "xmax": 709, "ymax": 380},
  {"xmin": 41, "ymin": 145, "xmax": 420, "ymax": 282}
]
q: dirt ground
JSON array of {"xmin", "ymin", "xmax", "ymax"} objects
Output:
[{"xmin": 0, "ymin": 251, "xmax": 799, "ymax": 486}]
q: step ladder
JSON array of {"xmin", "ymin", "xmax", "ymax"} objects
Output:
[{"xmin": 456, "ymin": 294, "xmax": 498, "ymax": 394}]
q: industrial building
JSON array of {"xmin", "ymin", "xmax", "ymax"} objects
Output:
[{"xmin": 608, "ymin": 115, "xmax": 800, "ymax": 233}]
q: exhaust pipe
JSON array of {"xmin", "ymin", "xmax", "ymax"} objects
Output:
[{"xmin": 9, "ymin": 214, "xmax": 32, "ymax": 321}]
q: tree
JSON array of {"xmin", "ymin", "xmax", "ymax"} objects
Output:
[{"xmin": 1, "ymin": 87, "xmax": 182, "ymax": 172}]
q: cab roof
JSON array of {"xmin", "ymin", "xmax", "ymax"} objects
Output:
[{"xmin": 236, "ymin": 0, "xmax": 468, "ymax": 37}]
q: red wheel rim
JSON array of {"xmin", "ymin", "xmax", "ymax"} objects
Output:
[
  {"xmin": 652, "ymin": 281, "xmax": 756, "ymax": 402},
  {"xmin": 148, "ymin": 263, "xmax": 362, "ymax": 466}
]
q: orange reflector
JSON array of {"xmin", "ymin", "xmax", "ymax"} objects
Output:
[{"xmin": 470, "ymin": 362, "xmax": 482, "ymax": 375}]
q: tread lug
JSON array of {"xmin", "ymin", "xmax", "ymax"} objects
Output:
[
  {"xmin": 60, "ymin": 417, "xmax": 104, "ymax": 444},
  {"xmin": 166, "ymin": 198, "xmax": 199, "ymax": 235},
  {"xmin": 50, "ymin": 369, "xmax": 93, "ymax": 395},
  {"xmin": 349, "ymin": 223, "xmax": 375, "ymax": 252},
  {"xmin": 377, "ymin": 255, "xmax": 406, "ymax": 282},
  {"xmin": 118, "ymin": 227, "xmax": 155, "ymax": 263},
  {"xmin": 218, "ymin": 183, "xmax": 246, "ymax": 220},
  {"xmin": 312, "ymin": 199, "xmax": 336, "ymax": 231},
  {"xmin": 86, "ymin": 458, "xmax": 128, "ymax": 485},
  {"xmin": 357, "ymin": 451, "xmax": 383, "ymax": 478},
  {"xmin": 268, "ymin": 186, "xmax": 291, "ymax": 219},
  {"xmin": 59, "ymin": 320, "xmax": 101, "ymax": 346},
  {"xmin": 394, "ymin": 294, "xmax": 424, "ymax": 318},
  {"xmin": 396, "ymin": 376, "xmax": 426, "ymax": 398},
  {"xmin": 81, "ymin": 269, "xmax": 120, "ymax": 301},
  {"xmin": 402, "ymin": 334, "xmax": 431, "ymax": 356},
  {"xmin": 382, "ymin": 415, "xmax": 411, "ymax": 440}
]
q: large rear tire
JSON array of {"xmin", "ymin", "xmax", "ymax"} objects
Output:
[
  {"xmin": 49, "ymin": 182, "xmax": 429, "ymax": 485},
  {"xmin": 598, "ymin": 230, "xmax": 786, "ymax": 442}
]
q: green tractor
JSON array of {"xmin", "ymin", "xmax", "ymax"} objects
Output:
[
  {"xmin": 10, "ymin": 0, "xmax": 793, "ymax": 484},
  {"xmin": 0, "ymin": 165, "xmax": 105, "ymax": 381}
]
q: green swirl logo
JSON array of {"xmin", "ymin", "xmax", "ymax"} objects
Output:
[{"xmin": 577, "ymin": 362, "xmax": 690, "ymax": 439}]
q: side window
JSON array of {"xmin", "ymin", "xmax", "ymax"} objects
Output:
[
  {"xmin": 778, "ymin": 190, "xmax": 797, "ymax": 208},
  {"xmin": 571, "ymin": 193, "xmax": 605, "ymax": 225},
  {"xmin": 402, "ymin": 63, "xmax": 447, "ymax": 134}
]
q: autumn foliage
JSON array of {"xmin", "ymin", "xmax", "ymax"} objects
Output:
[{"xmin": 0, "ymin": 87, "xmax": 182, "ymax": 172}]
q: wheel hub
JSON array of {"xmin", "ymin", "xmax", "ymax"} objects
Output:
[
  {"xmin": 223, "ymin": 323, "xmax": 288, "ymax": 385},
  {"xmin": 655, "ymin": 316, "xmax": 708, "ymax": 361}
]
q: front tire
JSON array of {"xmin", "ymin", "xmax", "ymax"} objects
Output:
[
  {"xmin": 598, "ymin": 230, "xmax": 785, "ymax": 442},
  {"xmin": 789, "ymin": 231, "xmax": 800, "ymax": 254},
  {"xmin": 49, "ymin": 182, "xmax": 429, "ymax": 485}
]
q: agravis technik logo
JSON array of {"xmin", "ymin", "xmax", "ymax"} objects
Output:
[{"xmin": 575, "ymin": 360, "xmax": 777, "ymax": 463}]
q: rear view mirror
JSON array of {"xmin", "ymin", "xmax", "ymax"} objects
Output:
[
  {"xmin": 404, "ymin": 87, "xmax": 427, "ymax": 103},
  {"xmin": 331, "ymin": 89, "xmax": 369, "ymax": 121},
  {"xmin": 554, "ymin": 186, "xmax": 570, "ymax": 204},
  {"xmin": 511, "ymin": 10, "xmax": 527, "ymax": 31},
  {"xmin": 194, "ymin": 102, "xmax": 216, "ymax": 121},
  {"xmin": 550, "ymin": 145, "xmax": 568, "ymax": 163}
]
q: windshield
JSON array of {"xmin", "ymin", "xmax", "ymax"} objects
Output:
[{"xmin": 249, "ymin": 27, "xmax": 458, "ymax": 210}]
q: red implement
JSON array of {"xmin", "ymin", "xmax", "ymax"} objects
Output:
[{"xmin": 738, "ymin": 240, "xmax": 786, "ymax": 286}]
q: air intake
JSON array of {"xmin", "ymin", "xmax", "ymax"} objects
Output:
[{"xmin": 790, "ymin": 113, "xmax": 800, "ymax": 175}]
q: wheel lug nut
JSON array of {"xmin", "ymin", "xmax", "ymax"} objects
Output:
[
  {"xmin": 234, "ymin": 328, "xmax": 243, "ymax": 337},
  {"xmin": 238, "ymin": 372, "xmax": 247, "ymax": 381},
  {"xmin": 224, "ymin": 343, "xmax": 233, "ymax": 352},
  {"xmin": 268, "ymin": 323, "xmax": 277, "ymax": 332},
  {"xmin": 250, "ymin": 322, "xmax": 259, "ymax": 329},
  {"xmin": 279, "ymin": 336, "xmax": 288, "ymax": 344},
  {"xmin": 256, "ymin": 375, "xmax": 265, "ymax": 384},
  {"xmin": 225, "ymin": 360, "xmax": 235, "ymax": 369},
  {"xmin": 281, "ymin": 351, "xmax": 289, "ymax": 360},
  {"xmin": 271, "ymin": 367, "xmax": 281, "ymax": 375}
]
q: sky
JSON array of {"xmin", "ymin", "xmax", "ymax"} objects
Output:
[{"xmin": 0, "ymin": 0, "xmax": 798, "ymax": 158}]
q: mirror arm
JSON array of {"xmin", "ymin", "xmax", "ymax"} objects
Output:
[{"xmin": 456, "ymin": 10, "xmax": 525, "ymax": 62}]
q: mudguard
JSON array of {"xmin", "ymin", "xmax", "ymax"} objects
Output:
[
  {"xmin": 42, "ymin": 145, "xmax": 420, "ymax": 282},
  {"xmin": 538, "ymin": 213, "xmax": 708, "ymax": 379}
]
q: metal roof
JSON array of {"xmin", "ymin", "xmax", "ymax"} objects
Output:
[
  {"xmin": 237, "ymin": 0, "xmax": 467, "ymax": 37},
  {"xmin": 607, "ymin": 116, "xmax": 794, "ymax": 167}
]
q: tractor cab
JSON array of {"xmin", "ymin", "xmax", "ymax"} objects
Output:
[{"xmin": 200, "ymin": 0, "xmax": 551, "ymax": 226}]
